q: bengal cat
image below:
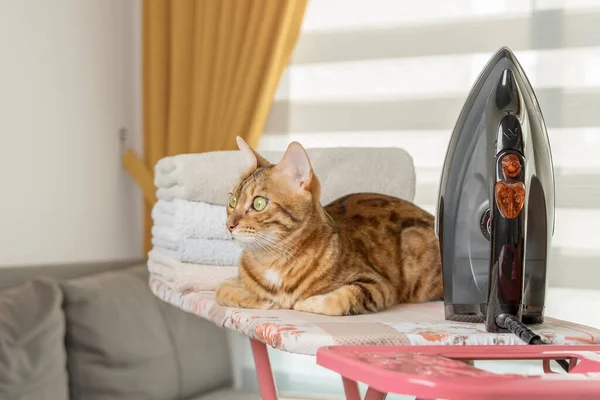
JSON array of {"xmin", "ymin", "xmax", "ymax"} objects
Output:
[{"xmin": 215, "ymin": 137, "xmax": 443, "ymax": 316}]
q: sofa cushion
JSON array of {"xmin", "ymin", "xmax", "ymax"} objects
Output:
[
  {"xmin": 61, "ymin": 264, "xmax": 232, "ymax": 400},
  {"xmin": 192, "ymin": 388, "xmax": 260, "ymax": 400},
  {"xmin": 0, "ymin": 278, "xmax": 69, "ymax": 400}
]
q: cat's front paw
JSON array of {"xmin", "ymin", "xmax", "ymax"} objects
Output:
[
  {"xmin": 293, "ymin": 295, "xmax": 342, "ymax": 316},
  {"xmin": 215, "ymin": 279, "xmax": 245, "ymax": 307},
  {"xmin": 215, "ymin": 285, "xmax": 240, "ymax": 307},
  {"xmin": 239, "ymin": 297, "xmax": 281, "ymax": 310},
  {"xmin": 216, "ymin": 282, "xmax": 280, "ymax": 310}
]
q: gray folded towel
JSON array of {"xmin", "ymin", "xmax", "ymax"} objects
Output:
[{"xmin": 154, "ymin": 147, "xmax": 416, "ymax": 206}]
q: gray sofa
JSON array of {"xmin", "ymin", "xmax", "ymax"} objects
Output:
[{"xmin": 0, "ymin": 261, "xmax": 253, "ymax": 400}]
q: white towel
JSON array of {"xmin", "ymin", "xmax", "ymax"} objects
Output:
[
  {"xmin": 151, "ymin": 236, "xmax": 242, "ymax": 266},
  {"xmin": 147, "ymin": 249, "xmax": 238, "ymax": 292},
  {"xmin": 151, "ymin": 199, "xmax": 230, "ymax": 241},
  {"xmin": 155, "ymin": 147, "xmax": 416, "ymax": 206}
]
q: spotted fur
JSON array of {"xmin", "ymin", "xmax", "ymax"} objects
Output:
[{"xmin": 215, "ymin": 137, "xmax": 443, "ymax": 316}]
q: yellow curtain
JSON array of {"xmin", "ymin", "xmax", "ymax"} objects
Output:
[{"xmin": 123, "ymin": 0, "xmax": 308, "ymax": 254}]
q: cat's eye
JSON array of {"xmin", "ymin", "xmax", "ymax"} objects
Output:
[
  {"xmin": 252, "ymin": 196, "xmax": 268, "ymax": 211},
  {"xmin": 228, "ymin": 194, "xmax": 237, "ymax": 208}
]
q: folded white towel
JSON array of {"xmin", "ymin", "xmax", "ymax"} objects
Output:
[
  {"xmin": 155, "ymin": 147, "xmax": 416, "ymax": 206},
  {"xmin": 151, "ymin": 199, "xmax": 230, "ymax": 241},
  {"xmin": 147, "ymin": 249, "xmax": 238, "ymax": 292},
  {"xmin": 151, "ymin": 236, "xmax": 242, "ymax": 266}
]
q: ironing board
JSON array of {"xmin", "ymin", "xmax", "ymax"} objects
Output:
[{"xmin": 149, "ymin": 277, "xmax": 600, "ymax": 399}]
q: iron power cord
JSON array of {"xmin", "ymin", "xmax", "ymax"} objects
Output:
[{"xmin": 495, "ymin": 314, "xmax": 571, "ymax": 373}]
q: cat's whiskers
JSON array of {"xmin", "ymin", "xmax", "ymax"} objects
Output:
[
  {"xmin": 250, "ymin": 237, "xmax": 280, "ymax": 260},
  {"xmin": 270, "ymin": 235, "xmax": 302, "ymax": 260},
  {"xmin": 253, "ymin": 236, "xmax": 285, "ymax": 259},
  {"xmin": 267, "ymin": 240, "xmax": 298, "ymax": 261},
  {"xmin": 255, "ymin": 233, "xmax": 298, "ymax": 261},
  {"xmin": 264, "ymin": 233, "xmax": 300, "ymax": 253}
]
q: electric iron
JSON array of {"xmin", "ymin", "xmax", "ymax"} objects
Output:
[{"xmin": 435, "ymin": 46, "xmax": 562, "ymax": 366}]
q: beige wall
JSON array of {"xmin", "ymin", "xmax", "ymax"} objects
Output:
[{"xmin": 0, "ymin": 0, "xmax": 143, "ymax": 266}]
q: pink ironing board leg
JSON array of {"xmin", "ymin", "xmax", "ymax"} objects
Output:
[
  {"xmin": 250, "ymin": 338, "xmax": 278, "ymax": 400},
  {"xmin": 364, "ymin": 387, "xmax": 387, "ymax": 400},
  {"xmin": 342, "ymin": 377, "xmax": 361, "ymax": 400}
]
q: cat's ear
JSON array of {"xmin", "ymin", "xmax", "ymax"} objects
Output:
[
  {"xmin": 236, "ymin": 136, "xmax": 270, "ymax": 170},
  {"xmin": 277, "ymin": 141, "xmax": 313, "ymax": 190}
]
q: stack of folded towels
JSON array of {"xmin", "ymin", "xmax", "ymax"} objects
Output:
[{"xmin": 148, "ymin": 147, "xmax": 417, "ymax": 293}]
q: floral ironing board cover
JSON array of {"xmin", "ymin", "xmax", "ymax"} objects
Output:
[{"xmin": 149, "ymin": 276, "xmax": 600, "ymax": 356}]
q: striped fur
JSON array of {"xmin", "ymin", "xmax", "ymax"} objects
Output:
[{"xmin": 215, "ymin": 138, "xmax": 443, "ymax": 316}]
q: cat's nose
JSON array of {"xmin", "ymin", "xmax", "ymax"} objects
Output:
[{"xmin": 227, "ymin": 221, "xmax": 238, "ymax": 232}]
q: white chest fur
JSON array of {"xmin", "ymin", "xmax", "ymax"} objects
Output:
[{"xmin": 264, "ymin": 268, "xmax": 282, "ymax": 288}]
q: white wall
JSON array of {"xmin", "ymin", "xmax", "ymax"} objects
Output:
[{"xmin": 0, "ymin": 0, "xmax": 143, "ymax": 267}]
